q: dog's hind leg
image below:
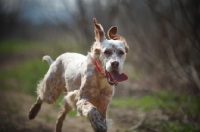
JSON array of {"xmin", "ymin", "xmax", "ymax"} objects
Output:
[
  {"xmin": 29, "ymin": 72, "xmax": 65, "ymax": 120},
  {"xmin": 28, "ymin": 96, "xmax": 43, "ymax": 120},
  {"xmin": 29, "ymin": 56, "xmax": 65, "ymax": 120},
  {"xmin": 54, "ymin": 108, "xmax": 69, "ymax": 132},
  {"xmin": 55, "ymin": 90, "xmax": 79, "ymax": 132},
  {"xmin": 28, "ymin": 79, "xmax": 45, "ymax": 120}
]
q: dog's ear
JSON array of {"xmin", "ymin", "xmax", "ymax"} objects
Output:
[
  {"xmin": 107, "ymin": 26, "xmax": 120, "ymax": 40},
  {"xmin": 93, "ymin": 18, "xmax": 105, "ymax": 42},
  {"xmin": 107, "ymin": 26, "xmax": 129, "ymax": 53}
]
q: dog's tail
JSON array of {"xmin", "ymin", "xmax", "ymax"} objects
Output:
[{"xmin": 43, "ymin": 55, "xmax": 53, "ymax": 66}]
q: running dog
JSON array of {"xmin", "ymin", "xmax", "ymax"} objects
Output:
[{"xmin": 28, "ymin": 18, "xmax": 129, "ymax": 132}]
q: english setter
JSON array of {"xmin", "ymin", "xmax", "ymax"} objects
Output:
[{"xmin": 28, "ymin": 18, "xmax": 129, "ymax": 132}]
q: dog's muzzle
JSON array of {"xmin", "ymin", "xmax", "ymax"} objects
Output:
[{"xmin": 92, "ymin": 59, "xmax": 128, "ymax": 86}]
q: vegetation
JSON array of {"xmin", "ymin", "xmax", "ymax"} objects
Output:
[{"xmin": 111, "ymin": 91, "xmax": 200, "ymax": 132}]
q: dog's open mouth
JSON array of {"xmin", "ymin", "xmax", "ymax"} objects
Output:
[
  {"xmin": 106, "ymin": 70, "xmax": 128, "ymax": 85},
  {"xmin": 92, "ymin": 60, "xmax": 128, "ymax": 85}
]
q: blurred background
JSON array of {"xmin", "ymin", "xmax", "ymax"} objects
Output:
[{"xmin": 0, "ymin": 0, "xmax": 200, "ymax": 132}]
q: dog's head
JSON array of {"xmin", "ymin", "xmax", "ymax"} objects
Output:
[{"xmin": 91, "ymin": 18, "xmax": 129, "ymax": 85}]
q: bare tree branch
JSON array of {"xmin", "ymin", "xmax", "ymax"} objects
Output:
[
  {"xmin": 145, "ymin": 1, "xmax": 200, "ymax": 52},
  {"xmin": 190, "ymin": 61, "xmax": 200, "ymax": 91},
  {"xmin": 128, "ymin": 113, "xmax": 147, "ymax": 131}
]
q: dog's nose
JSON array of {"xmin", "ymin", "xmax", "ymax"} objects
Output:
[{"xmin": 111, "ymin": 61, "xmax": 119, "ymax": 68}]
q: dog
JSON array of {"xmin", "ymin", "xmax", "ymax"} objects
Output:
[{"xmin": 28, "ymin": 18, "xmax": 129, "ymax": 132}]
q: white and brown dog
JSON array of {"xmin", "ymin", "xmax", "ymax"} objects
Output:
[{"xmin": 29, "ymin": 18, "xmax": 129, "ymax": 132}]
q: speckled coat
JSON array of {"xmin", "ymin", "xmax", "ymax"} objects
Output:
[{"xmin": 29, "ymin": 18, "xmax": 129, "ymax": 132}]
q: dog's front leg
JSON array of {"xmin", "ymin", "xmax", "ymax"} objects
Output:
[{"xmin": 76, "ymin": 98, "xmax": 107, "ymax": 132}]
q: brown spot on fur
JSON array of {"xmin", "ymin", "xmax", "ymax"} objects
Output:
[
  {"xmin": 107, "ymin": 26, "xmax": 129, "ymax": 53},
  {"xmin": 94, "ymin": 48, "xmax": 101, "ymax": 55},
  {"xmin": 93, "ymin": 18, "xmax": 105, "ymax": 42}
]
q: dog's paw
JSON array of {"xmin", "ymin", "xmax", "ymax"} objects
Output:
[{"xmin": 88, "ymin": 108, "xmax": 107, "ymax": 132}]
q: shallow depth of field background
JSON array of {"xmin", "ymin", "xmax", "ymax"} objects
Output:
[{"xmin": 0, "ymin": 0, "xmax": 200, "ymax": 132}]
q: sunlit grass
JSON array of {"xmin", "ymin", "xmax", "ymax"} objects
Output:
[
  {"xmin": 0, "ymin": 40, "xmax": 31, "ymax": 54},
  {"xmin": 111, "ymin": 91, "xmax": 200, "ymax": 132},
  {"xmin": 44, "ymin": 114, "xmax": 54, "ymax": 123},
  {"xmin": 0, "ymin": 59, "xmax": 48, "ymax": 95},
  {"xmin": 111, "ymin": 94, "xmax": 160, "ymax": 111},
  {"xmin": 0, "ymin": 39, "xmax": 89, "ymax": 57},
  {"xmin": 111, "ymin": 90, "xmax": 200, "ymax": 114}
]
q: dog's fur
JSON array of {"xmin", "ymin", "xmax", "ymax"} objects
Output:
[{"xmin": 28, "ymin": 18, "xmax": 129, "ymax": 132}]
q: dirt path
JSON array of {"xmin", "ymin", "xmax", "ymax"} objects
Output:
[{"xmin": 0, "ymin": 91, "xmax": 137, "ymax": 132}]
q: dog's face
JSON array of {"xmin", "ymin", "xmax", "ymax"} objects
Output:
[
  {"xmin": 100, "ymin": 39, "xmax": 126, "ymax": 72},
  {"xmin": 92, "ymin": 18, "xmax": 129, "ymax": 85}
]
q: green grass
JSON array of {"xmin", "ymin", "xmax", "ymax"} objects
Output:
[
  {"xmin": 111, "ymin": 90, "xmax": 200, "ymax": 132},
  {"xmin": 0, "ymin": 40, "xmax": 31, "ymax": 54},
  {"xmin": 111, "ymin": 94, "xmax": 155, "ymax": 111},
  {"xmin": 111, "ymin": 90, "xmax": 200, "ymax": 114},
  {"xmin": 44, "ymin": 114, "xmax": 54, "ymax": 123},
  {"xmin": 0, "ymin": 38, "xmax": 90, "ymax": 57},
  {"xmin": 68, "ymin": 110, "xmax": 77, "ymax": 117},
  {"xmin": 162, "ymin": 120, "xmax": 200, "ymax": 132},
  {"xmin": 111, "ymin": 95, "xmax": 157, "ymax": 110},
  {"xmin": 0, "ymin": 59, "xmax": 48, "ymax": 95}
]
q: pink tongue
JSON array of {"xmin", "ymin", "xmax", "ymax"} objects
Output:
[{"xmin": 110, "ymin": 71, "xmax": 128, "ymax": 82}]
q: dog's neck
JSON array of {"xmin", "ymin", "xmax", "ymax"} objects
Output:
[
  {"xmin": 89, "ymin": 53, "xmax": 106, "ymax": 77},
  {"xmin": 93, "ymin": 60, "xmax": 106, "ymax": 77}
]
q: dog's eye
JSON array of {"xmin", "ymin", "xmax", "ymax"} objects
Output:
[
  {"xmin": 119, "ymin": 51, "xmax": 125, "ymax": 55},
  {"xmin": 104, "ymin": 50, "xmax": 112, "ymax": 55}
]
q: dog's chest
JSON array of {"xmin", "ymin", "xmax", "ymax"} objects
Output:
[{"xmin": 88, "ymin": 83, "xmax": 114, "ymax": 108}]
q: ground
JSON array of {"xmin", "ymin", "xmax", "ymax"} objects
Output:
[{"xmin": 0, "ymin": 91, "xmax": 147, "ymax": 132}]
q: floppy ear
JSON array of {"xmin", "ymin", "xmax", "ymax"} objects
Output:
[
  {"xmin": 93, "ymin": 18, "xmax": 105, "ymax": 42},
  {"xmin": 107, "ymin": 26, "xmax": 129, "ymax": 53}
]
